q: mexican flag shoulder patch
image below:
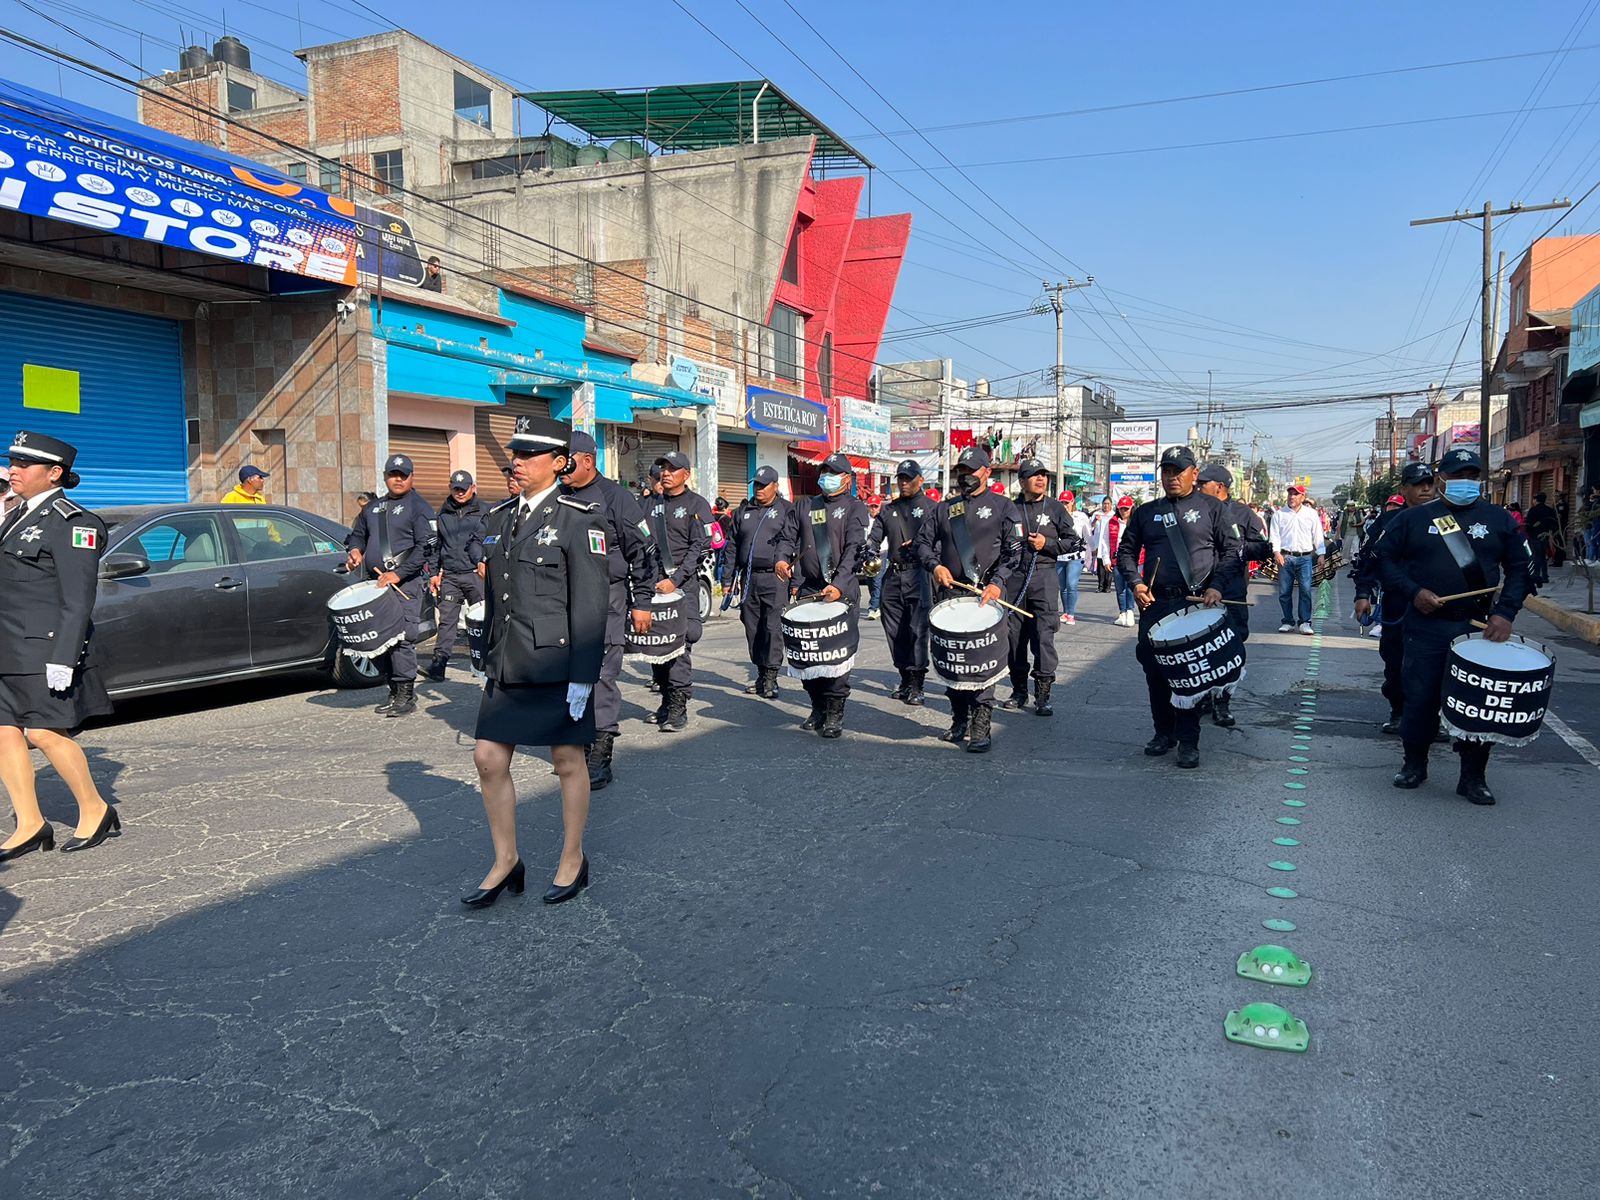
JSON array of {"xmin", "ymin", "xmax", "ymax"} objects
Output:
[
  {"xmin": 588, "ymin": 529, "xmax": 607, "ymax": 556},
  {"xmin": 71, "ymin": 526, "xmax": 98, "ymax": 550}
]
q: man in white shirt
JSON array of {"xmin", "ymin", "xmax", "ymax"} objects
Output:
[{"xmin": 1270, "ymin": 485, "xmax": 1326, "ymax": 634}]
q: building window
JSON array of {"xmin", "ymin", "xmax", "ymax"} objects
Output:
[
  {"xmin": 226, "ymin": 80, "xmax": 256, "ymax": 113},
  {"xmin": 318, "ymin": 158, "xmax": 342, "ymax": 196},
  {"xmin": 454, "ymin": 72, "xmax": 492, "ymax": 127},
  {"xmin": 467, "ymin": 151, "xmax": 546, "ymax": 179},
  {"xmin": 770, "ymin": 303, "xmax": 802, "ymax": 383},
  {"xmin": 818, "ymin": 332, "xmax": 834, "ymax": 397},
  {"xmin": 283, "ymin": 161, "xmax": 307, "ymax": 184},
  {"xmin": 373, "ymin": 150, "xmax": 404, "ymax": 192},
  {"xmin": 1512, "ymin": 281, "xmax": 1527, "ymax": 325},
  {"xmin": 781, "ymin": 232, "xmax": 800, "ymax": 284}
]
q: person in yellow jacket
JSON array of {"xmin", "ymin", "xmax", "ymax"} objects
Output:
[{"xmin": 222, "ymin": 464, "xmax": 281, "ymax": 545}]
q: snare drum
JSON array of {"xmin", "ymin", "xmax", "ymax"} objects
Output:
[
  {"xmin": 327, "ymin": 580, "xmax": 406, "ymax": 658},
  {"xmin": 928, "ymin": 596, "xmax": 1007, "ymax": 691},
  {"xmin": 1148, "ymin": 605, "xmax": 1245, "ymax": 708},
  {"xmin": 625, "ymin": 590, "xmax": 688, "ymax": 664},
  {"xmin": 463, "ymin": 600, "xmax": 487, "ymax": 674},
  {"xmin": 780, "ymin": 599, "xmax": 857, "ymax": 679},
  {"xmin": 1442, "ymin": 633, "xmax": 1554, "ymax": 746}
]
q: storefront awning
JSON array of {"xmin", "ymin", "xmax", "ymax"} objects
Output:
[
  {"xmin": 1563, "ymin": 364, "xmax": 1600, "ymax": 410},
  {"xmin": 0, "ymin": 76, "xmax": 357, "ymax": 285},
  {"xmin": 790, "ymin": 445, "xmax": 868, "ymax": 471}
]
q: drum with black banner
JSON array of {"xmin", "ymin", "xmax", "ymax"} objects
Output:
[
  {"xmin": 1442, "ymin": 633, "xmax": 1554, "ymax": 746},
  {"xmin": 327, "ymin": 580, "xmax": 406, "ymax": 657},
  {"xmin": 463, "ymin": 600, "xmax": 487, "ymax": 674},
  {"xmin": 625, "ymin": 590, "xmax": 688, "ymax": 664},
  {"xmin": 928, "ymin": 596, "xmax": 1007, "ymax": 691},
  {"xmin": 1148, "ymin": 605, "xmax": 1245, "ymax": 708},
  {"xmin": 781, "ymin": 599, "xmax": 858, "ymax": 678}
]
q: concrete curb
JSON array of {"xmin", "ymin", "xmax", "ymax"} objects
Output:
[{"xmin": 1525, "ymin": 595, "xmax": 1600, "ymax": 645}]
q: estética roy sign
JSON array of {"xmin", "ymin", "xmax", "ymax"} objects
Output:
[{"xmin": 746, "ymin": 386, "xmax": 827, "ymax": 439}]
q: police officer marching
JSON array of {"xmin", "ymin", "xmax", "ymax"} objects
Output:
[
  {"xmin": 1116, "ymin": 446, "xmax": 1242, "ymax": 769},
  {"xmin": 1002, "ymin": 458, "xmax": 1074, "ymax": 717},
  {"xmin": 1351, "ymin": 461, "xmax": 1436, "ymax": 734},
  {"xmin": 732, "ymin": 464, "xmax": 794, "ymax": 700},
  {"xmin": 344, "ymin": 453, "xmax": 437, "ymax": 718},
  {"xmin": 561, "ymin": 431, "xmax": 662, "ymax": 789},
  {"xmin": 646, "ymin": 451, "xmax": 714, "ymax": 732},
  {"xmin": 0, "ymin": 432, "xmax": 120, "ymax": 859},
  {"xmin": 464, "ymin": 416, "xmax": 610, "ymax": 908},
  {"xmin": 1374, "ymin": 447, "xmax": 1533, "ymax": 805},
  {"xmin": 871, "ymin": 459, "xmax": 933, "ymax": 706},
  {"xmin": 913, "ymin": 445, "xmax": 1023, "ymax": 753},
  {"xmin": 425, "ymin": 469, "xmax": 489, "ymax": 682},
  {"xmin": 1195, "ymin": 464, "xmax": 1270, "ymax": 729},
  {"xmin": 775, "ymin": 452, "xmax": 870, "ymax": 738}
]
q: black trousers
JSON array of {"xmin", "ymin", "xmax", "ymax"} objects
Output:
[
  {"xmin": 594, "ymin": 582, "xmax": 628, "ymax": 736},
  {"xmin": 652, "ymin": 579, "xmax": 703, "ymax": 691},
  {"xmin": 1379, "ymin": 618, "xmax": 1405, "ymax": 716},
  {"xmin": 433, "ymin": 569, "xmax": 485, "ymax": 658},
  {"xmin": 1399, "ymin": 615, "xmax": 1474, "ymax": 745},
  {"xmin": 377, "ymin": 589, "xmax": 423, "ymax": 683},
  {"xmin": 879, "ymin": 566, "xmax": 930, "ymax": 671},
  {"xmin": 802, "ymin": 674, "xmax": 851, "ymax": 702},
  {"xmin": 1135, "ymin": 594, "xmax": 1202, "ymax": 744},
  {"xmin": 1007, "ymin": 572, "xmax": 1061, "ymax": 688},
  {"xmin": 740, "ymin": 569, "xmax": 786, "ymax": 670}
]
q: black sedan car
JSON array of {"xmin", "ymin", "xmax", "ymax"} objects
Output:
[{"xmin": 93, "ymin": 503, "xmax": 436, "ymax": 699}]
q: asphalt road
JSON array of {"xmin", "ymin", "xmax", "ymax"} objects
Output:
[{"xmin": 1, "ymin": 573, "xmax": 1596, "ymax": 1199}]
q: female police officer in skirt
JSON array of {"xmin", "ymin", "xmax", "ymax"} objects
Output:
[
  {"xmin": 0, "ymin": 432, "xmax": 120, "ymax": 860},
  {"xmin": 463, "ymin": 416, "xmax": 610, "ymax": 908}
]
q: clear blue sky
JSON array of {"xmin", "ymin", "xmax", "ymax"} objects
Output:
[{"xmin": 4, "ymin": 0, "xmax": 1599, "ymax": 484}]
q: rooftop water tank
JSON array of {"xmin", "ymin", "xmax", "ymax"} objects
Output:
[
  {"xmin": 212, "ymin": 36, "xmax": 251, "ymax": 70},
  {"xmin": 574, "ymin": 145, "xmax": 608, "ymax": 166},
  {"xmin": 607, "ymin": 140, "xmax": 648, "ymax": 160},
  {"xmin": 180, "ymin": 44, "xmax": 211, "ymax": 71}
]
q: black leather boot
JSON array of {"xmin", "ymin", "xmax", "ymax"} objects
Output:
[
  {"xmin": 374, "ymin": 682, "xmax": 399, "ymax": 715},
  {"xmin": 385, "ymin": 680, "xmax": 416, "ymax": 717},
  {"xmin": 660, "ymin": 687, "xmax": 689, "ymax": 732},
  {"xmin": 744, "ymin": 672, "xmax": 764, "ymax": 694},
  {"xmin": 1380, "ymin": 710, "xmax": 1403, "ymax": 735},
  {"xmin": 941, "ymin": 693, "xmax": 971, "ymax": 743},
  {"xmin": 1143, "ymin": 733, "xmax": 1176, "ymax": 756},
  {"xmin": 890, "ymin": 671, "xmax": 909, "ymax": 702},
  {"xmin": 1392, "ymin": 742, "xmax": 1430, "ymax": 788},
  {"xmin": 424, "ymin": 655, "xmax": 448, "ymax": 681},
  {"xmin": 1175, "ymin": 742, "xmax": 1200, "ymax": 768},
  {"xmin": 904, "ymin": 671, "xmax": 926, "ymax": 706},
  {"xmin": 820, "ymin": 696, "xmax": 845, "ymax": 739},
  {"xmin": 588, "ymin": 731, "xmax": 616, "ymax": 790},
  {"xmin": 1455, "ymin": 743, "xmax": 1495, "ymax": 805},
  {"xmin": 801, "ymin": 689, "xmax": 825, "ymax": 731},
  {"xmin": 1033, "ymin": 677, "xmax": 1054, "ymax": 717},
  {"xmin": 758, "ymin": 668, "xmax": 780, "ymax": 699},
  {"xmin": 999, "ymin": 682, "xmax": 1028, "ymax": 710},
  {"xmin": 1211, "ymin": 694, "xmax": 1235, "ymax": 727},
  {"xmin": 965, "ymin": 702, "xmax": 993, "ymax": 753},
  {"xmin": 649, "ymin": 675, "xmax": 670, "ymax": 724}
]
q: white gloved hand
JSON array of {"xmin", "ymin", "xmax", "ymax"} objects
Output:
[
  {"xmin": 45, "ymin": 663, "xmax": 73, "ymax": 692},
  {"xmin": 566, "ymin": 682, "xmax": 593, "ymax": 720}
]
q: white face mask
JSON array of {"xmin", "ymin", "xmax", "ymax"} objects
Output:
[{"xmin": 818, "ymin": 472, "xmax": 848, "ymax": 495}]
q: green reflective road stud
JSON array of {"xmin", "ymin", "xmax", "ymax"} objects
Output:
[
  {"xmin": 1273, "ymin": 836, "xmax": 1300, "ymax": 846},
  {"xmin": 1292, "ymin": 743, "xmax": 1311, "ymax": 751},
  {"xmin": 1225, "ymin": 1001, "xmax": 1309, "ymax": 1052},
  {"xmin": 1289, "ymin": 755, "xmax": 1310, "ymax": 762},
  {"xmin": 1263, "ymin": 917, "xmax": 1297, "ymax": 932},
  {"xmin": 1276, "ymin": 816, "xmax": 1302, "ymax": 825},
  {"xmin": 1285, "ymin": 781, "xmax": 1307, "ymax": 790},
  {"xmin": 1236, "ymin": 944, "xmax": 1312, "ymax": 987},
  {"xmin": 1283, "ymin": 797, "xmax": 1307, "ymax": 807},
  {"xmin": 1269, "ymin": 860, "xmax": 1297, "ymax": 871},
  {"xmin": 1288, "ymin": 768, "xmax": 1308, "ymax": 775},
  {"xmin": 1266, "ymin": 885, "xmax": 1298, "ymax": 898}
]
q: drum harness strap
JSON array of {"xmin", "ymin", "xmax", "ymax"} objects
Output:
[
  {"xmin": 1429, "ymin": 507, "xmax": 1493, "ymax": 620},
  {"xmin": 947, "ymin": 499, "xmax": 985, "ymax": 587},
  {"xmin": 1158, "ymin": 497, "xmax": 1198, "ymax": 596},
  {"xmin": 650, "ymin": 502, "xmax": 677, "ymax": 580},
  {"xmin": 809, "ymin": 496, "xmax": 836, "ymax": 585},
  {"xmin": 369, "ymin": 500, "xmax": 397, "ymax": 574},
  {"xmin": 882, "ymin": 499, "xmax": 915, "ymax": 569}
]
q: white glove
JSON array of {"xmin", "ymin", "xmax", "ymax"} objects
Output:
[
  {"xmin": 566, "ymin": 682, "xmax": 593, "ymax": 720},
  {"xmin": 45, "ymin": 663, "xmax": 73, "ymax": 692}
]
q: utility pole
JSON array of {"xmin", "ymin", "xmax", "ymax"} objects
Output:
[
  {"xmin": 1387, "ymin": 392, "xmax": 1397, "ymax": 474},
  {"xmin": 1046, "ymin": 278, "xmax": 1093, "ymax": 493},
  {"xmin": 1411, "ymin": 199, "xmax": 1570, "ymax": 471}
]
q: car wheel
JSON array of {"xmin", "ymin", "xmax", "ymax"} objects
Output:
[
  {"xmin": 698, "ymin": 576, "xmax": 714, "ymax": 622},
  {"xmin": 331, "ymin": 650, "xmax": 384, "ymax": 689}
]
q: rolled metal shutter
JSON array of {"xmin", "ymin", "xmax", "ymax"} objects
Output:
[
  {"xmin": 388, "ymin": 425, "xmax": 451, "ymax": 511},
  {"xmin": 717, "ymin": 442, "xmax": 751, "ymax": 502},
  {"xmin": 633, "ymin": 433, "xmax": 680, "ymax": 487},
  {"xmin": 0, "ymin": 290, "xmax": 186, "ymax": 507},
  {"xmin": 475, "ymin": 396, "xmax": 551, "ymax": 485}
]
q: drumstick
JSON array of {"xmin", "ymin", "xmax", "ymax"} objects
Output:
[
  {"xmin": 1186, "ymin": 595, "xmax": 1251, "ymax": 608},
  {"xmin": 389, "ymin": 583, "xmax": 411, "ymax": 601},
  {"xmin": 1432, "ymin": 585, "xmax": 1500, "ymax": 603},
  {"xmin": 950, "ymin": 579, "xmax": 1034, "ymax": 619},
  {"xmin": 1470, "ymin": 619, "xmax": 1488, "ymax": 630}
]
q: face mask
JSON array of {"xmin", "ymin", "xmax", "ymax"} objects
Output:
[
  {"xmin": 956, "ymin": 473, "xmax": 984, "ymax": 495},
  {"xmin": 818, "ymin": 473, "xmax": 847, "ymax": 495},
  {"xmin": 1442, "ymin": 480, "xmax": 1480, "ymax": 506}
]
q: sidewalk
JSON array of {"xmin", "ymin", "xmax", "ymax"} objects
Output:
[{"xmin": 1526, "ymin": 561, "xmax": 1600, "ymax": 645}]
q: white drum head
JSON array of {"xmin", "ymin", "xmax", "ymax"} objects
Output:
[
  {"xmin": 463, "ymin": 600, "xmax": 486, "ymax": 621},
  {"xmin": 1152, "ymin": 607, "xmax": 1222, "ymax": 642},
  {"xmin": 1453, "ymin": 635, "xmax": 1551, "ymax": 671},
  {"xmin": 328, "ymin": 580, "xmax": 386, "ymax": 611},
  {"xmin": 931, "ymin": 597, "xmax": 1003, "ymax": 633},
  {"xmin": 787, "ymin": 600, "xmax": 848, "ymax": 623},
  {"xmin": 653, "ymin": 590, "xmax": 684, "ymax": 606}
]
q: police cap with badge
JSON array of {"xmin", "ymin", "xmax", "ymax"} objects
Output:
[
  {"xmin": 955, "ymin": 445, "xmax": 991, "ymax": 471},
  {"xmin": 1197, "ymin": 463, "xmax": 1233, "ymax": 488},
  {"xmin": 1401, "ymin": 461, "xmax": 1435, "ymax": 485},
  {"xmin": 1018, "ymin": 457, "xmax": 1049, "ymax": 480},
  {"xmin": 1160, "ymin": 445, "xmax": 1198, "ymax": 471},
  {"xmin": 9, "ymin": 429, "xmax": 82, "ymax": 489}
]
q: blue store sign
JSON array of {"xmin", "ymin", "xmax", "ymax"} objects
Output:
[{"xmin": 746, "ymin": 386, "xmax": 826, "ymax": 439}]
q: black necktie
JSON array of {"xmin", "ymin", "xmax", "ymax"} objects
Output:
[
  {"xmin": 511, "ymin": 503, "xmax": 527, "ymax": 540},
  {"xmin": 0, "ymin": 503, "xmax": 24, "ymax": 542}
]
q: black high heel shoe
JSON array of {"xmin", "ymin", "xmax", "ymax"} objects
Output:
[
  {"xmin": 60, "ymin": 808, "xmax": 119, "ymax": 853},
  {"xmin": 0, "ymin": 823, "xmax": 55, "ymax": 862},
  {"xmin": 543, "ymin": 856, "xmax": 589, "ymax": 905},
  {"xmin": 461, "ymin": 859, "xmax": 525, "ymax": 908}
]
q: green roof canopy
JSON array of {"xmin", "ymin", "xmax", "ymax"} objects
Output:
[{"xmin": 519, "ymin": 80, "xmax": 873, "ymax": 171}]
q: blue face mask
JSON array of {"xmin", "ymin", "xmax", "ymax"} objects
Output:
[
  {"xmin": 818, "ymin": 473, "xmax": 847, "ymax": 495},
  {"xmin": 1442, "ymin": 479, "xmax": 1480, "ymax": 506}
]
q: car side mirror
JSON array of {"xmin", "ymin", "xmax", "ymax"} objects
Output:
[{"xmin": 101, "ymin": 552, "xmax": 151, "ymax": 580}]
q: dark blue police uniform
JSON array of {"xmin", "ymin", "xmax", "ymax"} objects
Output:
[
  {"xmin": 732, "ymin": 467, "xmax": 793, "ymax": 698},
  {"xmin": 427, "ymin": 469, "xmax": 488, "ymax": 677}
]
